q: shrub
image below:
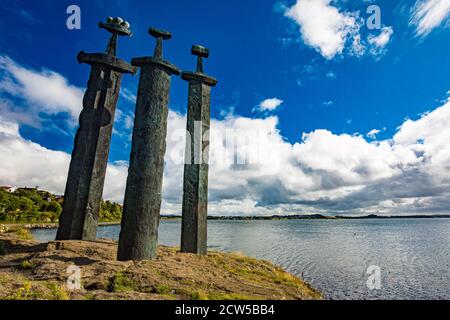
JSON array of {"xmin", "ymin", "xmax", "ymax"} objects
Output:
[
  {"xmin": 6, "ymin": 227, "xmax": 32, "ymax": 240},
  {"xmin": 13, "ymin": 281, "xmax": 33, "ymax": 300},
  {"xmin": 153, "ymin": 284, "xmax": 172, "ymax": 294},
  {"xmin": 47, "ymin": 282, "xmax": 70, "ymax": 300},
  {"xmin": 18, "ymin": 260, "xmax": 37, "ymax": 270},
  {"xmin": 108, "ymin": 272, "xmax": 137, "ymax": 292}
]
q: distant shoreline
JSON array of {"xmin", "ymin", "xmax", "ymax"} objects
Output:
[
  {"xmin": 208, "ymin": 214, "xmax": 450, "ymax": 220},
  {"xmin": 3, "ymin": 188, "xmax": 449, "ymax": 227},
  {"xmin": 175, "ymin": 214, "xmax": 450, "ymax": 220},
  {"xmin": 2, "ymin": 214, "xmax": 450, "ymax": 230}
]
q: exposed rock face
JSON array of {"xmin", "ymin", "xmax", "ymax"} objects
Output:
[{"xmin": 0, "ymin": 230, "xmax": 322, "ymax": 300}]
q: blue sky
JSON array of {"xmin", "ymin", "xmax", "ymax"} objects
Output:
[{"xmin": 1, "ymin": 0, "xmax": 450, "ymax": 215}]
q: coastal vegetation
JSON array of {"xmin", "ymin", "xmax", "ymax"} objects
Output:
[{"xmin": 0, "ymin": 188, "xmax": 122, "ymax": 223}]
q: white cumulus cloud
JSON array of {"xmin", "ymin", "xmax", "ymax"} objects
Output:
[
  {"xmin": 253, "ymin": 98, "xmax": 284, "ymax": 113},
  {"xmin": 285, "ymin": 0, "xmax": 360, "ymax": 59},
  {"xmin": 410, "ymin": 0, "xmax": 450, "ymax": 37},
  {"xmin": 0, "ymin": 115, "xmax": 128, "ymax": 202},
  {"xmin": 0, "ymin": 54, "xmax": 83, "ymax": 127},
  {"xmin": 367, "ymin": 26, "xmax": 394, "ymax": 57},
  {"xmin": 367, "ymin": 129, "xmax": 381, "ymax": 139},
  {"xmin": 283, "ymin": 0, "xmax": 394, "ymax": 60}
]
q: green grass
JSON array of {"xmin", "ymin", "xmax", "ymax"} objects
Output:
[
  {"xmin": 153, "ymin": 283, "xmax": 172, "ymax": 294},
  {"xmin": 9, "ymin": 281, "xmax": 45, "ymax": 300},
  {"xmin": 5, "ymin": 227, "xmax": 32, "ymax": 240},
  {"xmin": 0, "ymin": 275, "xmax": 9, "ymax": 286},
  {"xmin": 207, "ymin": 251, "xmax": 316, "ymax": 297},
  {"xmin": 18, "ymin": 260, "xmax": 37, "ymax": 270},
  {"xmin": 46, "ymin": 282, "xmax": 70, "ymax": 300},
  {"xmin": 4, "ymin": 280, "xmax": 70, "ymax": 300},
  {"xmin": 83, "ymin": 293, "xmax": 97, "ymax": 300},
  {"xmin": 207, "ymin": 292, "xmax": 259, "ymax": 300},
  {"xmin": 108, "ymin": 272, "xmax": 138, "ymax": 292},
  {"xmin": 12, "ymin": 281, "xmax": 34, "ymax": 300}
]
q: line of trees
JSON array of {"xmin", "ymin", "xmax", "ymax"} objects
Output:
[{"xmin": 0, "ymin": 188, "xmax": 122, "ymax": 223}]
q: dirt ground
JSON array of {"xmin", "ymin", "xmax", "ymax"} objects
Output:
[{"xmin": 0, "ymin": 228, "xmax": 322, "ymax": 300}]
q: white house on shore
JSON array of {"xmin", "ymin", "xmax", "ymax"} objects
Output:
[{"xmin": 0, "ymin": 186, "xmax": 17, "ymax": 193}]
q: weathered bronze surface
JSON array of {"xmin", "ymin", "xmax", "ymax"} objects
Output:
[
  {"xmin": 117, "ymin": 27, "xmax": 180, "ymax": 261},
  {"xmin": 181, "ymin": 45, "xmax": 217, "ymax": 255},
  {"xmin": 56, "ymin": 18, "xmax": 136, "ymax": 241}
]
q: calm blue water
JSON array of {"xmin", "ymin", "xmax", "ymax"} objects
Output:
[{"xmin": 32, "ymin": 219, "xmax": 450, "ymax": 300}]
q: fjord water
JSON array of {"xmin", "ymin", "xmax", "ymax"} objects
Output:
[{"xmin": 32, "ymin": 219, "xmax": 450, "ymax": 299}]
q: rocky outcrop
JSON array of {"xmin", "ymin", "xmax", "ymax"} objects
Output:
[{"xmin": 0, "ymin": 230, "xmax": 322, "ymax": 300}]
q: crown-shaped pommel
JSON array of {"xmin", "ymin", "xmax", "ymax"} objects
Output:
[
  {"xmin": 99, "ymin": 17, "xmax": 132, "ymax": 36},
  {"xmin": 99, "ymin": 17, "xmax": 132, "ymax": 56}
]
